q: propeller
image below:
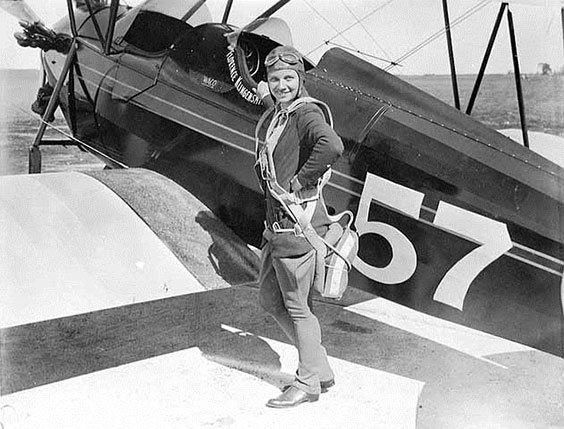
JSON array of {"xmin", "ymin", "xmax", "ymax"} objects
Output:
[
  {"xmin": 1, "ymin": 0, "xmax": 72, "ymax": 53},
  {"xmin": 0, "ymin": 0, "xmax": 41, "ymax": 23}
]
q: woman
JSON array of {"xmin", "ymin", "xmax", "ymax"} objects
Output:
[{"xmin": 254, "ymin": 45, "xmax": 344, "ymax": 408}]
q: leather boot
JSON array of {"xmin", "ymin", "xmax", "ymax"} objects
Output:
[{"xmin": 266, "ymin": 386, "xmax": 319, "ymax": 408}]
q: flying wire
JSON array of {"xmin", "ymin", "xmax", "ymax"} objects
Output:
[
  {"xmin": 305, "ymin": 0, "xmax": 396, "ymax": 57},
  {"xmin": 301, "ymin": 0, "xmax": 359, "ymax": 56},
  {"xmin": 9, "ymin": 101, "xmax": 128, "ymax": 169},
  {"xmin": 338, "ymin": 0, "xmax": 392, "ymax": 61},
  {"xmin": 384, "ymin": 0, "xmax": 491, "ymax": 71},
  {"xmin": 323, "ymin": 40, "xmax": 402, "ymax": 67}
]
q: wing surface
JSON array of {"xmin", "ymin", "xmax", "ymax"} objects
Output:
[{"xmin": 0, "ymin": 169, "xmax": 259, "ymax": 329}]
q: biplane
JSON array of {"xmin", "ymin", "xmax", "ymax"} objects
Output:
[{"xmin": 2, "ymin": 0, "xmax": 563, "ymax": 360}]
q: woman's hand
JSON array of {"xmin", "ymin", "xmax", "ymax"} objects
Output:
[
  {"xmin": 254, "ymin": 80, "xmax": 270, "ymax": 100},
  {"xmin": 254, "ymin": 80, "xmax": 274, "ymax": 107}
]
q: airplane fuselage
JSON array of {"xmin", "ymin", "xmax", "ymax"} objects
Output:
[{"xmin": 40, "ymin": 6, "xmax": 564, "ymax": 356}]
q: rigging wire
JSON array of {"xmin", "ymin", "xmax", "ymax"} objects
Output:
[
  {"xmin": 338, "ymin": 0, "xmax": 392, "ymax": 61},
  {"xmin": 301, "ymin": 0, "xmax": 358, "ymax": 56},
  {"xmin": 385, "ymin": 0, "xmax": 490, "ymax": 71},
  {"xmin": 9, "ymin": 102, "xmax": 128, "ymax": 169},
  {"xmin": 305, "ymin": 0, "xmax": 396, "ymax": 57},
  {"xmin": 323, "ymin": 40, "xmax": 402, "ymax": 67},
  {"xmin": 303, "ymin": 0, "xmax": 490, "ymax": 71},
  {"xmin": 384, "ymin": 0, "xmax": 490, "ymax": 71}
]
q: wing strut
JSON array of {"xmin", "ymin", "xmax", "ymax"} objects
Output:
[
  {"xmin": 222, "ymin": 0, "xmax": 234, "ymax": 24},
  {"xmin": 66, "ymin": 0, "xmax": 78, "ymax": 36},
  {"xmin": 83, "ymin": 0, "xmax": 106, "ymax": 45},
  {"xmin": 29, "ymin": 42, "xmax": 79, "ymax": 173},
  {"xmin": 441, "ymin": 0, "xmax": 460, "ymax": 110},
  {"xmin": 226, "ymin": 0, "xmax": 291, "ymax": 49},
  {"xmin": 507, "ymin": 6, "xmax": 529, "ymax": 148},
  {"xmin": 104, "ymin": 0, "xmax": 120, "ymax": 55},
  {"xmin": 181, "ymin": 0, "xmax": 207, "ymax": 22},
  {"xmin": 465, "ymin": 3, "xmax": 529, "ymax": 149},
  {"xmin": 466, "ymin": 3, "xmax": 507, "ymax": 115},
  {"xmin": 245, "ymin": 0, "xmax": 291, "ymax": 33}
]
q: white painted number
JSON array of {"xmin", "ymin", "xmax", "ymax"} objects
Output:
[
  {"xmin": 354, "ymin": 172, "xmax": 512, "ymax": 311},
  {"xmin": 353, "ymin": 173, "xmax": 423, "ymax": 284},
  {"xmin": 432, "ymin": 202, "xmax": 512, "ymax": 310}
]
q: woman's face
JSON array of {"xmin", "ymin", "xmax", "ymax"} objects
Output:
[{"xmin": 267, "ymin": 69, "xmax": 300, "ymax": 106}]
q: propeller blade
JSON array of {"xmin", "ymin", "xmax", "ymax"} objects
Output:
[{"xmin": 0, "ymin": 0, "xmax": 41, "ymax": 23}]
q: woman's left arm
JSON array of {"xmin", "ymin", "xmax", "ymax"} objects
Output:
[{"xmin": 293, "ymin": 104, "xmax": 344, "ymax": 190}]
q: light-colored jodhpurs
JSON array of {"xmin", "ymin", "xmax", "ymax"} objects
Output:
[{"xmin": 259, "ymin": 239, "xmax": 334, "ymax": 395}]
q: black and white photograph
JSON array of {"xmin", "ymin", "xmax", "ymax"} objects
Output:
[{"xmin": 1, "ymin": 0, "xmax": 563, "ymax": 427}]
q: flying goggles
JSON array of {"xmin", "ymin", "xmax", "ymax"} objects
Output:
[{"xmin": 264, "ymin": 51, "xmax": 303, "ymax": 67}]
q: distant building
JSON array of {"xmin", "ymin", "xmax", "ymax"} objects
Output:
[{"xmin": 537, "ymin": 63, "xmax": 553, "ymax": 75}]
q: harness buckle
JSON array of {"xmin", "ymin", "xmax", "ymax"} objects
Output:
[
  {"xmin": 271, "ymin": 221, "xmax": 302, "ymax": 236},
  {"xmin": 272, "ymin": 221, "xmax": 292, "ymax": 233}
]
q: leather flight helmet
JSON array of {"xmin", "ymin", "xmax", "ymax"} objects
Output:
[{"xmin": 265, "ymin": 45, "xmax": 305, "ymax": 76}]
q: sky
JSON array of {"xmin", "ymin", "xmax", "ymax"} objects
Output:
[{"xmin": 0, "ymin": 0, "xmax": 562, "ymax": 75}]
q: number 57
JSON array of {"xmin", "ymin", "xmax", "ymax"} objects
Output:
[{"xmin": 353, "ymin": 173, "xmax": 512, "ymax": 311}]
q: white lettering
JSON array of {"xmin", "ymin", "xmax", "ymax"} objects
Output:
[{"xmin": 226, "ymin": 51, "xmax": 262, "ymax": 105}]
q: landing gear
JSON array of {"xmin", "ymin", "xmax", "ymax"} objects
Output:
[
  {"xmin": 28, "ymin": 42, "xmax": 79, "ymax": 174},
  {"xmin": 28, "ymin": 146, "xmax": 42, "ymax": 175}
]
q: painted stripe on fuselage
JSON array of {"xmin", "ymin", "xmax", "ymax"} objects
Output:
[{"xmin": 75, "ymin": 64, "xmax": 563, "ymax": 278}]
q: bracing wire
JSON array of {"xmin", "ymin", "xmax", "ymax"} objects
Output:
[
  {"xmin": 304, "ymin": 0, "xmax": 491, "ymax": 71},
  {"xmin": 305, "ymin": 0, "xmax": 396, "ymax": 57},
  {"xmin": 10, "ymin": 102, "xmax": 128, "ymax": 169},
  {"xmin": 323, "ymin": 40, "xmax": 402, "ymax": 67},
  {"xmin": 301, "ymin": 0, "xmax": 359, "ymax": 55},
  {"xmin": 384, "ymin": 0, "xmax": 491, "ymax": 71},
  {"xmin": 338, "ymin": 0, "xmax": 392, "ymax": 61}
]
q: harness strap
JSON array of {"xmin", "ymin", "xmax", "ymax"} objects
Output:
[
  {"xmin": 254, "ymin": 96, "xmax": 333, "ymax": 154},
  {"xmin": 255, "ymin": 97, "xmax": 333, "ymax": 207},
  {"xmin": 254, "ymin": 97, "xmax": 350, "ymax": 291},
  {"xmin": 274, "ymin": 194, "xmax": 354, "ymax": 270},
  {"xmin": 255, "ymin": 106, "xmax": 275, "ymax": 155},
  {"xmin": 271, "ymin": 193, "xmax": 353, "ymax": 293}
]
